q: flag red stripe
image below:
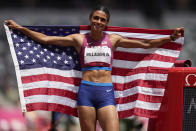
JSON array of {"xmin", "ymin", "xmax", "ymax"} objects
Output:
[
  {"xmin": 26, "ymin": 103, "xmax": 77, "ymax": 117},
  {"xmin": 21, "ymin": 74, "xmax": 81, "ymax": 85},
  {"xmin": 80, "ymin": 25, "xmax": 184, "ymax": 36},
  {"xmin": 24, "ymin": 88, "xmax": 77, "ymax": 99},
  {"xmin": 112, "ymin": 67, "xmax": 169, "ymax": 76},
  {"xmin": 115, "ymin": 94, "xmax": 162, "ymax": 104},
  {"xmin": 114, "ymin": 52, "xmax": 176, "ymax": 62},
  {"xmin": 118, "ymin": 108, "xmax": 158, "ymax": 118},
  {"xmin": 160, "ymin": 42, "xmax": 183, "ymax": 50}
]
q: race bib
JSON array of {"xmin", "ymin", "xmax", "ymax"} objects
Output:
[{"xmin": 84, "ymin": 46, "xmax": 111, "ymax": 65}]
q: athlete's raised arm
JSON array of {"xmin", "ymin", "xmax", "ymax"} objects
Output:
[
  {"xmin": 5, "ymin": 20, "xmax": 83, "ymax": 51},
  {"xmin": 111, "ymin": 27, "xmax": 184, "ymax": 49}
]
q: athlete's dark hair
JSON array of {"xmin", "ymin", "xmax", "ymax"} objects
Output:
[{"xmin": 89, "ymin": 5, "xmax": 110, "ymax": 22}]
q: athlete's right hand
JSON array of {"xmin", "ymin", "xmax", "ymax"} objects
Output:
[{"xmin": 5, "ymin": 20, "xmax": 22, "ymax": 30}]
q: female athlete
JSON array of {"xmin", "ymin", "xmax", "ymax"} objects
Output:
[{"xmin": 5, "ymin": 5, "xmax": 184, "ymax": 131}]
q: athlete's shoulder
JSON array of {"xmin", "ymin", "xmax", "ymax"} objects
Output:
[
  {"xmin": 69, "ymin": 33, "xmax": 84, "ymax": 42},
  {"xmin": 109, "ymin": 33, "xmax": 123, "ymax": 42}
]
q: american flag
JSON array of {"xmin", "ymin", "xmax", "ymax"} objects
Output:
[{"xmin": 4, "ymin": 25, "xmax": 183, "ymax": 119}]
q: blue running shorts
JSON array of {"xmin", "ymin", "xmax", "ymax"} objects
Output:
[{"xmin": 77, "ymin": 80, "xmax": 116, "ymax": 109}]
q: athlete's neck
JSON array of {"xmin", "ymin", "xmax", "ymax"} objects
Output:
[{"xmin": 89, "ymin": 30, "xmax": 104, "ymax": 41}]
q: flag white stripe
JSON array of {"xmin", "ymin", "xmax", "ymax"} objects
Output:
[
  {"xmin": 25, "ymin": 95, "xmax": 77, "ymax": 108},
  {"xmin": 117, "ymin": 100, "xmax": 161, "ymax": 111},
  {"xmin": 113, "ymin": 60, "xmax": 174, "ymax": 69},
  {"xmin": 106, "ymin": 31, "xmax": 169, "ymax": 39},
  {"xmin": 114, "ymin": 86, "xmax": 165, "ymax": 98},
  {"xmin": 23, "ymin": 81, "xmax": 79, "ymax": 92},
  {"xmin": 174, "ymin": 37, "xmax": 184, "ymax": 44},
  {"xmin": 116, "ymin": 47, "xmax": 181, "ymax": 57},
  {"xmin": 154, "ymin": 49, "xmax": 180, "ymax": 57},
  {"xmin": 20, "ymin": 67, "xmax": 82, "ymax": 78},
  {"xmin": 112, "ymin": 73, "xmax": 168, "ymax": 84}
]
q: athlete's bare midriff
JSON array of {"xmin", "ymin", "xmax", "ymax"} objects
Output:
[{"xmin": 82, "ymin": 70, "xmax": 112, "ymax": 83}]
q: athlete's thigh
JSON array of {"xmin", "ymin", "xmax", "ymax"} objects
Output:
[
  {"xmin": 77, "ymin": 106, "xmax": 97, "ymax": 131},
  {"xmin": 97, "ymin": 105, "xmax": 119, "ymax": 131}
]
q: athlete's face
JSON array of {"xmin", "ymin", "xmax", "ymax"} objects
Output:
[{"xmin": 89, "ymin": 10, "xmax": 109, "ymax": 32}]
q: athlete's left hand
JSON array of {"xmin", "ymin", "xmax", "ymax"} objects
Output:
[{"xmin": 172, "ymin": 27, "xmax": 184, "ymax": 40}]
